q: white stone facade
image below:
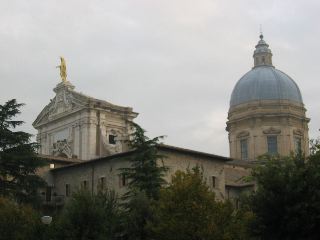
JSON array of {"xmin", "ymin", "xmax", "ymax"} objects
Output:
[{"xmin": 33, "ymin": 81, "xmax": 138, "ymax": 160}]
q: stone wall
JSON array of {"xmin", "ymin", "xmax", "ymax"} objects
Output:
[
  {"xmin": 224, "ymin": 161, "xmax": 255, "ymax": 205},
  {"xmin": 50, "ymin": 146, "xmax": 228, "ymax": 202}
]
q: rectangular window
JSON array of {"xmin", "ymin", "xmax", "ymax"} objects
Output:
[
  {"xmin": 49, "ymin": 163, "xmax": 55, "ymax": 169},
  {"xmin": 267, "ymin": 136, "xmax": 278, "ymax": 155},
  {"xmin": 294, "ymin": 137, "xmax": 302, "ymax": 154},
  {"xmin": 240, "ymin": 139, "xmax": 248, "ymax": 160},
  {"xmin": 45, "ymin": 187, "xmax": 52, "ymax": 202},
  {"xmin": 119, "ymin": 174, "xmax": 127, "ymax": 187},
  {"xmin": 81, "ymin": 180, "xmax": 88, "ymax": 190},
  {"xmin": 66, "ymin": 184, "xmax": 71, "ymax": 197},
  {"xmin": 109, "ymin": 135, "xmax": 116, "ymax": 144},
  {"xmin": 212, "ymin": 176, "xmax": 216, "ymax": 188},
  {"xmin": 98, "ymin": 177, "xmax": 106, "ymax": 191}
]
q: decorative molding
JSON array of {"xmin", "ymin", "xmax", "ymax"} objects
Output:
[
  {"xmin": 33, "ymin": 85, "xmax": 87, "ymax": 127},
  {"xmin": 102, "ymin": 128, "xmax": 124, "ymax": 154},
  {"xmin": 263, "ymin": 127, "xmax": 281, "ymax": 135},
  {"xmin": 52, "ymin": 139, "xmax": 72, "ymax": 158},
  {"xmin": 72, "ymin": 122, "xmax": 81, "ymax": 128},
  {"xmin": 80, "ymin": 118, "xmax": 98, "ymax": 125},
  {"xmin": 48, "ymin": 91, "xmax": 73, "ymax": 119},
  {"xmin": 293, "ymin": 129, "xmax": 303, "ymax": 136},
  {"xmin": 237, "ymin": 131, "xmax": 250, "ymax": 138}
]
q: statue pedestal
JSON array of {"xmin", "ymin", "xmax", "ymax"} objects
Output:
[{"xmin": 53, "ymin": 81, "xmax": 75, "ymax": 93}]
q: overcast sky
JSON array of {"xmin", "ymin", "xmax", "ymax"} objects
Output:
[{"xmin": 1, "ymin": 0, "xmax": 319, "ymax": 157}]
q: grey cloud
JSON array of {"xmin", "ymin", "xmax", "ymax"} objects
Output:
[{"xmin": 1, "ymin": 0, "xmax": 319, "ymax": 157}]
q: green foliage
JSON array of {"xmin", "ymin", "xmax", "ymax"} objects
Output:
[
  {"xmin": 0, "ymin": 99, "xmax": 46, "ymax": 204},
  {"xmin": 120, "ymin": 123, "xmax": 168, "ymax": 239},
  {"xmin": 53, "ymin": 189, "xmax": 122, "ymax": 240},
  {"xmin": 310, "ymin": 137, "xmax": 320, "ymax": 157},
  {"xmin": 149, "ymin": 166, "xmax": 252, "ymax": 240},
  {"xmin": 0, "ymin": 197, "xmax": 42, "ymax": 240},
  {"xmin": 250, "ymin": 151, "xmax": 320, "ymax": 239},
  {"xmin": 122, "ymin": 190, "xmax": 153, "ymax": 240},
  {"xmin": 121, "ymin": 122, "xmax": 168, "ymax": 200}
]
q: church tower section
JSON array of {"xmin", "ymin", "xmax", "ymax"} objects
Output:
[
  {"xmin": 226, "ymin": 35, "xmax": 309, "ymax": 161},
  {"xmin": 33, "ymin": 80, "xmax": 138, "ymax": 161}
]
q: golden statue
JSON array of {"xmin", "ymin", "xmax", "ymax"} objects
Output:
[{"xmin": 56, "ymin": 57, "xmax": 67, "ymax": 82}]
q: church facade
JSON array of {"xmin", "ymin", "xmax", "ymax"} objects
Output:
[
  {"xmin": 35, "ymin": 35, "xmax": 309, "ymax": 206},
  {"xmin": 33, "ymin": 81, "xmax": 137, "ymax": 160}
]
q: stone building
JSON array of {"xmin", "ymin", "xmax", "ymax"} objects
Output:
[
  {"xmin": 35, "ymin": 34, "xmax": 310, "ymax": 206},
  {"xmin": 33, "ymin": 81, "xmax": 137, "ymax": 160},
  {"xmin": 34, "ymin": 78, "xmax": 229, "ymax": 205},
  {"xmin": 224, "ymin": 34, "xmax": 310, "ymax": 201},
  {"xmin": 50, "ymin": 145, "xmax": 228, "ymax": 203},
  {"xmin": 226, "ymin": 34, "xmax": 309, "ymax": 161}
]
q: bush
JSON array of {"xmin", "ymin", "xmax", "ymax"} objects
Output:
[
  {"xmin": 250, "ymin": 152, "xmax": 320, "ymax": 239},
  {"xmin": 0, "ymin": 197, "xmax": 42, "ymax": 240},
  {"xmin": 53, "ymin": 189, "xmax": 122, "ymax": 240},
  {"xmin": 149, "ymin": 167, "xmax": 252, "ymax": 240}
]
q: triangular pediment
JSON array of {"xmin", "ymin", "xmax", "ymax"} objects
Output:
[
  {"xmin": 33, "ymin": 81, "xmax": 138, "ymax": 128},
  {"xmin": 33, "ymin": 82, "xmax": 88, "ymax": 128}
]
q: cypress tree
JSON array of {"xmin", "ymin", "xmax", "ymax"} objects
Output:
[
  {"xmin": 0, "ymin": 99, "xmax": 46, "ymax": 204},
  {"xmin": 121, "ymin": 122, "xmax": 167, "ymax": 200}
]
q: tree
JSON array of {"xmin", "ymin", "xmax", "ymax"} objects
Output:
[
  {"xmin": 310, "ymin": 137, "xmax": 320, "ymax": 156},
  {"xmin": 249, "ymin": 151, "xmax": 320, "ymax": 239},
  {"xmin": 0, "ymin": 197, "xmax": 42, "ymax": 240},
  {"xmin": 121, "ymin": 122, "xmax": 168, "ymax": 200},
  {"xmin": 0, "ymin": 99, "xmax": 46, "ymax": 204},
  {"xmin": 122, "ymin": 190, "xmax": 153, "ymax": 240},
  {"xmin": 53, "ymin": 189, "xmax": 122, "ymax": 240},
  {"xmin": 120, "ymin": 123, "xmax": 168, "ymax": 240},
  {"xmin": 148, "ymin": 167, "xmax": 252, "ymax": 240}
]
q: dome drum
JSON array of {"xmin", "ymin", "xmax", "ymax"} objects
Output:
[{"xmin": 228, "ymin": 99, "xmax": 308, "ymax": 123}]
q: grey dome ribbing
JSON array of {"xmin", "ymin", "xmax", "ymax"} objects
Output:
[{"xmin": 230, "ymin": 66, "xmax": 303, "ymax": 106}]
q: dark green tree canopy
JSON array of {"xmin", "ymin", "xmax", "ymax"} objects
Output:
[
  {"xmin": 121, "ymin": 122, "xmax": 168, "ymax": 200},
  {"xmin": 0, "ymin": 99, "xmax": 45, "ymax": 204},
  {"xmin": 0, "ymin": 197, "xmax": 42, "ymax": 240},
  {"xmin": 149, "ymin": 166, "xmax": 252, "ymax": 240},
  {"xmin": 120, "ymin": 123, "xmax": 168, "ymax": 240},
  {"xmin": 53, "ymin": 190, "xmax": 122, "ymax": 240},
  {"xmin": 250, "ymin": 149, "xmax": 320, "ymax": 239}
]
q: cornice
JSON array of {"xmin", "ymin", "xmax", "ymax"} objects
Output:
[{"xmin": 227, "ymin": 113, "xmax": 310, "ymax": 126}]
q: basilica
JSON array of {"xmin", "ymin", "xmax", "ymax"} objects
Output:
[{"xmin": 35, "ymin": 34, "xmax": 309, "ymax": 206}]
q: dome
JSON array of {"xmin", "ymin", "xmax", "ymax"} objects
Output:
[
  {"xmin": 230, "ymin": 35, "xmax": 303, "ymax": 107},
  {"xmin": 230, "ymin": 66, "xmax": 303, "ymax": 107}
]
